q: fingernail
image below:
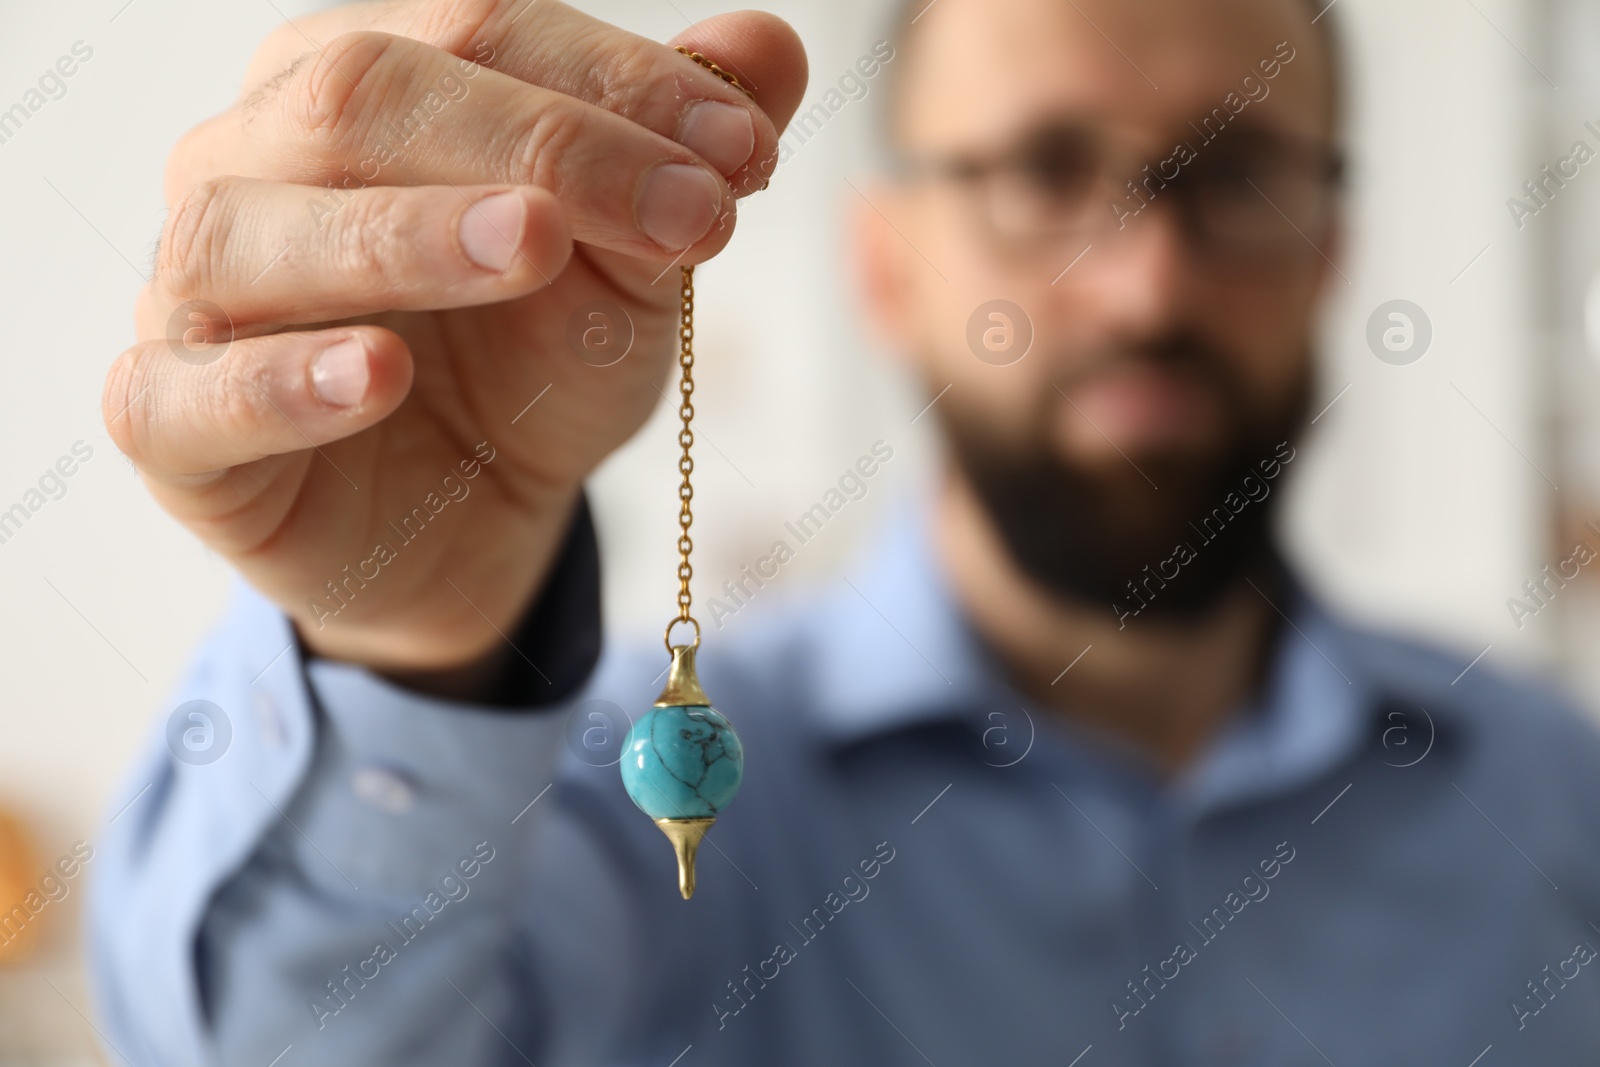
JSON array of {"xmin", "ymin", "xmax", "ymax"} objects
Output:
[
  {"xmin": 311, "ymin": 337, "xmax": 370, "ymax": 407},
  {"xmin": 677, "ymin": 101, "xmax": 755, "ymax": 176},
  {"xmin": 637, "ymin": 164, "xmax": 723, "ymax": 251},
  {"xmin": 459, "ymin": 191, "xmax": 526, "ymax": 272}
]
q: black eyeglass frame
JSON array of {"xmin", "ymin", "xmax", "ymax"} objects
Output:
[{"xmin": 887, "ymin": 123, "xmax": 1348, "ymax": 260}]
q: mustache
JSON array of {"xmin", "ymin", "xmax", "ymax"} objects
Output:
[{"xmin": 1047, "ymin": 336, "xmax": 1252, "ymax": 406}]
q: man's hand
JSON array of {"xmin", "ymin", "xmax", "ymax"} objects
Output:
[{"xmin": 102, "ymin": 0, "xmax": 807, "ymax": 683}]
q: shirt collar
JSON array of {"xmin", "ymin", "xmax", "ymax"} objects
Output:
[
  {"xmin": 802, "ymin": 492, "xmax": 1001, "ymax": 742},
  {"xmin": 799, "ymin": 491, "xmax": 1387, "ymax": 809},
  {"xmin": 1168, "ymin": 580, "xmax": 1375, "ymax": 812}
]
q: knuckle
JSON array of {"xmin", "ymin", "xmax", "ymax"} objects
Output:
[
  {"xmin": 215, "ymin": 345, "xmax": 278, "ymax": 442},
  {"xmin": 158, "ymin": 178, "xmax": 232, "ymax": 299},
  {"xmin": 510, "ymin": 104, "xmax": 588, "ymax": 195},
  {"xmin": 582, "ymin": 41, "xmax": 659, "ymax": 119},
  {"xmin": 285, "ymin": 30, "xmax": 397, "ymax": 148},
  {"xmin": 326, "ymin": 187, "xmax": 409, "ymax": 283},
  {"xmin": 410, "ymin": 0, "xmax": 504, "ymax": 55},
  {"xmin": 241, "ymin": 51, "xmax": 310, "ymax": 130}
]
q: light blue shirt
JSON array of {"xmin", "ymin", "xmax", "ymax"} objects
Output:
[{"xmin": 89, "ymin": 498, "xmax": 1600, "ymax": 1066}]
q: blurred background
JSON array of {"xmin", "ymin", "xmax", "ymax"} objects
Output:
[{"xmin": 1, "ymin": 0, "xmax": 1597, "ymax": 1058}]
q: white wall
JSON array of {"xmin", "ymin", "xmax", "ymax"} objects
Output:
[
  {"xmin": 0, "ymin": 0, "xmax": 1574, "ymax": 1056},
  {"xmin": 1286, "ymin": 0, "xmax": 1553, "ymax": 665}
]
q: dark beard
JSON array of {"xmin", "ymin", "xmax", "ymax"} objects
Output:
[{"xmin": 939, "ymin": 339, "xmax": 1313, "ymax": 620}]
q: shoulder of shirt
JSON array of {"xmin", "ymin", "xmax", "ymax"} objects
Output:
[{"xmin": 1316, "ymin": 602, "xmax": 1600, "ymax": 789}]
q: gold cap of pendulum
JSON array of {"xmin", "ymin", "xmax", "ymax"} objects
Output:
[
  {"xmin": 654, "ymin": 643, "xmax": 710, "ymax": 708},
  {"xmin": 655, "ymin": 817, "xmax": 715, "ymax": 899}
]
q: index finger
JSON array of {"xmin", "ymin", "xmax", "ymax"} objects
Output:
[{"xmin": 239, "ymin": 2, "xmax": 809, "ymax": 193}]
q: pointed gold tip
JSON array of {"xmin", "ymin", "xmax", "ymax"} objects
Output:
[
  {"xmin": 655, "ymin": 644, "xmax": 711, "ymax": 708},
  {"xmin": 654, "ymin": 817, "xmax": 715, "ymax": 899}
]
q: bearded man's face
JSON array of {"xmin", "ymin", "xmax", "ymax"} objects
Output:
[{"xmin": 854, "ymin": 0, "xmax": 1339, "ymax": 616}]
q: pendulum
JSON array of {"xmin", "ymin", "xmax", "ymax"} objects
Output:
[
  {"xmin": 618, "ymin": 257, "xmax": 745, "ymax": 900},
  {"xmin": 620, "ymin": 48, "xmax": 752, "ymax": 899}
]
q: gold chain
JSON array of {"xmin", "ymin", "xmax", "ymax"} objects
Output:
[
  {"xmin": 665, "ymin": 48, "xmax": 754, "ymax": 653},
  {"xmin": 673, "ymin": 263, "xmax": 697, "ymax": 643},
  {"xmin": 673, "ymin": 46, "xmax": 756, "ymax": 102}
]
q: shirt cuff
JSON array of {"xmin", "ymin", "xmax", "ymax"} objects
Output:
[
  {"xmin": 289, "ymin": 492, "xmax": 604, "ymax": 896},
  {"xmin": 481, "ymin": 489, "xmax": 603, "ymax": 709},
  {"xmin": 351, "ymin": 489, "xmax": 602, "ymax": 711},
  {"xmin": 296, "ymin": 650, "xmax": 573, "ymax": 899}
]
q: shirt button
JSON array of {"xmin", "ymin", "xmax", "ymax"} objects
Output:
[
  {"xmin": 1205, "ymin": 1024, "xmax": 1256, "ymax": 1064},
  {"xmin": 351, "ymin": 767, "xmax": 415, "ymax": 813}
]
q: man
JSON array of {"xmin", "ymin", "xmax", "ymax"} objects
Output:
[{"xmin": 90, "ymin": 0, "xmax": 1600, "ymax": 1063}]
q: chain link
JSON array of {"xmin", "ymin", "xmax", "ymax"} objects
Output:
[
  {"xmin": 672, "ymin": 46, "xmax": 756, "ymax": 102},
  {"xmin": 675, "ymin": 264, "xmax": 696, "ymax": 630},
  {"xmin": 664, "ymin": 48, "xmax": 754, "ymax": 650}
]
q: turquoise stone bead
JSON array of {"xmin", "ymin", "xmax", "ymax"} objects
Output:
[{"xmin": 620, "ymin": 705, "xmax": 743, "ymax": 820}]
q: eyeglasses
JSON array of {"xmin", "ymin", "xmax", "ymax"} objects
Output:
[{"xmin": 890, "ymin": 122, "xmax": 1345, "ymax": 261}]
